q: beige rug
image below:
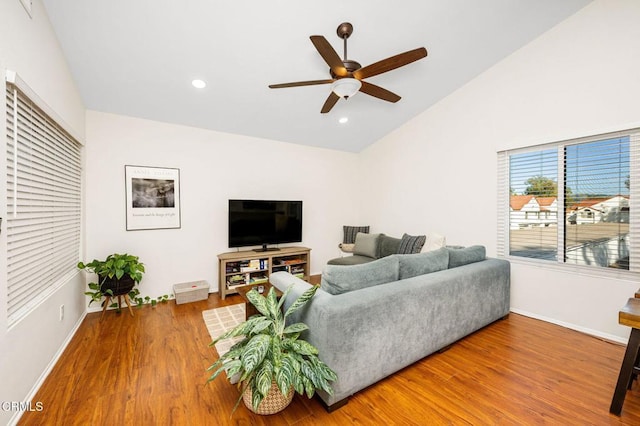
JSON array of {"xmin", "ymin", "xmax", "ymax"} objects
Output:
[{"xmin": 203, "ymin": 303, "xmax": 246, "ymax": 357}]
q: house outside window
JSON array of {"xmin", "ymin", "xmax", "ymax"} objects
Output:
[{"xmin": 498, "ymin": 129, "xmax": 639, "ymax": 276}]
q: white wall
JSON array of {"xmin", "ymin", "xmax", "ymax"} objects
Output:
[
  {"xmin": 85, "ymin": 111, "xmax": 360, "ymax": 300},
  {"xmin": 0, "ymin": 1, "xmax": 86, "ymax": 425},
  {"xmin": 360, "ymin": 0, "xmax": 640, "ymax": 341}
]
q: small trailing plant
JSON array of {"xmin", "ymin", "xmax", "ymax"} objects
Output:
[
  {"xmin": 207, "ymin": 285, "xmax": 337, "ymax": 414},
  {"xmin": 132, "ymin": 291, "xmax": 171, "ymax": 307}
]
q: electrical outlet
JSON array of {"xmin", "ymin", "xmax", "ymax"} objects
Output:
[{"xmin": 59, "ymin": 304, "xmax": 64, "ymax": 321}]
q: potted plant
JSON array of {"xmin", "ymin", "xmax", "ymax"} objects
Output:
[
  {"xmin": 77, "ymin": 253, "xmax": 145, "ymax": 311},
  {"xmin": 207, "ymin": 285, "xmax": 337, "ymax": 415}
]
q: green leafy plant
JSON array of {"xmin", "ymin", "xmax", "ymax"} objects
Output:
[
  {"xmin": 207, "ymin": 285, "xmax": 337, "ymax": 414},
  {"xmin": 133, "ymin": 293, "xmax": 171, "ymax": 307},
  {"xmin": 77, "ymin": 253, "xmax": 145, "ymax": 309}
]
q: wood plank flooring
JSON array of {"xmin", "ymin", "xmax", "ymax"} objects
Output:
[{"xmin": 18, "ymin": 290, "xmax": 640, "ymax": 425}]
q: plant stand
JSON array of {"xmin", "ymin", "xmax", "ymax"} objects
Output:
[{"xmin": 101, "ymin": 293, "xmax": 134, "ymax": 318}]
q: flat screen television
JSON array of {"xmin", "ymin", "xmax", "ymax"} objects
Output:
[{"xmin": 228, "ymin": 199, "xmax": 303, "ymax": 251}]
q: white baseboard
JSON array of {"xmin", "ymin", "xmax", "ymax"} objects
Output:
[
  {"xmin": 510, "ymin": 308, "xmax": 627, "ymax": 345},
  {"xmin": 8, "ymin": 311, "xmax": 87, "ymax": 426}
]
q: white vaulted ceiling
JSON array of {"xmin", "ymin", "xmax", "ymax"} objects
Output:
[{"xmin": 42, "ymin": 0, "xmax": 591, "ymax": 152}]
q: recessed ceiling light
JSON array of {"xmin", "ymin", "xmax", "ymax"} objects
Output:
[
  {"xmin": 192, "ymin": 79, "xmax": 206, "ymax": 89},
  {"xmin": 339, "ymin": 117, "xmax": 349, "ymax": 124}
]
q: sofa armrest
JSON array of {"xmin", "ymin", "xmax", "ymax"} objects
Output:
[{"xmin": 269, "ymin": 271, "xmax": 313, "ymax": 302}]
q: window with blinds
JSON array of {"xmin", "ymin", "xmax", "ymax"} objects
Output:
[
  {"xmin": 497, "ymin": 129, "xmax": 639, "ymax": 276},
  {"xmin": 5, "ymin": 83, "xmax": 82, "ymax": 326}
]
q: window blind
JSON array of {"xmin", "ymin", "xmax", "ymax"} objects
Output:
[
  {"xmin": 497, "ymin": 129, "xmax": 639, "ymax": 276},
  {"xmin": 628, "ymin": 132, "xmax": 640, "ymax": 273},
  {"xmin": 5, "ymin": 83, "xmax": 82, "ymax": 326},
  {"xmin": 564, "ymin": 137, "xmax": 631, "ymax": 268},
  {"xmin": 496, "ymin": 151, "xmax": 508, "ymax": 258},
  {"xmin": 508, "ymin": 148, "xmax": 559, "ymax": 261}
]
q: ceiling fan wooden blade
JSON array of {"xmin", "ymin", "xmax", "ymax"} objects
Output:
[
  {"xmin": 310, "ymin": 35, "xmax": 348, "ymax": 78},
  {"xmin": 359, "ymin": 81, "xmax": 401, "ymax": 103},
  {"xmin": 269, "ymin": 79, "xmax": 334, "ymax": 89},
  {"xmin": 353, "ymin": 47, "xmax": 427, "ymax": 80},
  {"xmin": 321, "ymin": 92, "xmax": 340, "ymax": 114}
]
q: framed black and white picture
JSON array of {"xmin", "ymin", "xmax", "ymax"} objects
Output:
[{"xmin": 125, "ymin": 165, "xmax": 181, "ymax": 230}]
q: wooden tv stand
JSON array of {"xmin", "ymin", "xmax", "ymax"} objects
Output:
[{"xmin": 217, "ymin": 246, "xmax": 311, "ymax": 299}]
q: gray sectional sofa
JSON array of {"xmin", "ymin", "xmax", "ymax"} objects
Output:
[{"xmin": 269, "ymin": 245, "xmax": 510, "ymax": 410}]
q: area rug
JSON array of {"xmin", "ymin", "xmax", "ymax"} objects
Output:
[{"xmin": 202, "ymin": 303, "xmax": 246, "ymax": 357}]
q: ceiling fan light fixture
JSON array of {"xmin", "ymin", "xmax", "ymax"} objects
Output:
[{"xmin": 331, "ymin": 78, "xmax": 361, "ymax": 99}]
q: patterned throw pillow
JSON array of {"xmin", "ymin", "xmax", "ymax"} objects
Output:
[
  {"xmin": 343, "ymin": 225, "xmax": 370, "ymax": 244},
  {"xmin": 397, "ymin": 233, "xmax": 427, "ymax": 254}
]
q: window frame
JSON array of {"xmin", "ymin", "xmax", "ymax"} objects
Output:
[{"xmin": 497, "ymin": 128, "xmax": 639, "ymax": 280}]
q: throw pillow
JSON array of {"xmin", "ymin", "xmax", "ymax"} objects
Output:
[
  {"xmin": 339, "ymin": 243, "xmax": 355, "ymax": 253},
  {"xmin": 343, "ymin": 225, "xmax": 370, "ymax": 244},
  {"xmin": 421, "ymin": 232, "xmax": 446, "ymax": 252},
  {"xmin": 320, "ymin": 256, "xmax": 400, "ymax": 295},
  {"xmin": 447, "ymin": 245, "xmax": 486, "ymax": 268},
  {"xmin": 377, "ymin": 234, "xmax": 402, "ymax": 258},
  {"xmin": 353, "ymin": 232, "xmax": 381, "ymax": 258},
  {"xmin": 396, "ymin": 247, "xmax": 450, "ymax": 280},
  {"xmin": 397, "ymin": 233, "xmax": 426, "ymax": 254}
]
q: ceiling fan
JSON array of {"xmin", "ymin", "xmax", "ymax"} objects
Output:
[{"xmin": 269, "ymin": 22, "xmax": 428, "ymax": 114}]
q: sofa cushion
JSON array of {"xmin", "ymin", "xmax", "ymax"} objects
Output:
[
  {"xmin": 378, "ymin": 234, "xmax": 402, "ymax": 258},
  {"xmin": 321, "ymin": 255, "xmax": 400, "ymax": 295},
  {"xmin": 447, "ymin": 245, "xmax": 486, "ymax": 268},
  {"xmin": 353, "ymin": 232, "xmax": 381, "ymax": 258},
  {"xmin": 343, "ymin": 225, "xmax": 370, "ymax": 244},
  {"xmin": 397, "ymin": 233, "xmax": 426, "ymax": 254},
  {"xmin": 396, "ymin": 247, "xmax": 450, "ymax": 280},
  {"xmin": 327, "ymin": 255, "xmax": 374, "ymax": 266}
]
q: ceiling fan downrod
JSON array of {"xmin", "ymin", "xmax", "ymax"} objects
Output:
[{"xmin": 337, "ymin": 22, "xmax": 353, "ymax": 61}]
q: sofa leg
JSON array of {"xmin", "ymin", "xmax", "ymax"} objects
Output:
[
  {"xmin": 318, "ymin": 395, "xmax": 349, "ymax": 412},
  {"xmin": 437, "ymin": 344, "xmax": 453, "ymax": 354},
  {"xmin": 501, "ymin": 313, "xmax": 510, "ymax": 320}
]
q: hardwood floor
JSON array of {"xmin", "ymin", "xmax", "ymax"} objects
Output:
[{"xmin": 18, "ymin": 291, "xmax": 640, "ymax": 425}]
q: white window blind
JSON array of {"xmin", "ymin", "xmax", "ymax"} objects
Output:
[
  {"xmin": 5, "ymin": 83, "xmax": 82, "ymax": 326},
  {"xmin": 497, "ymin": 129, "xmax": 639, "ymax": 277},
  {"xmin": 508, "ymin": 147, "xmax": 559, "ymax": 261},
  {"xmin": 564, "ymin": 137, "xmax": 631, "ymax": 268}
]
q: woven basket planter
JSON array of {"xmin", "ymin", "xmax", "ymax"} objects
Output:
[
  {"xmin": 242, "ymin": 382, "xmax": 294, "ymax": 415},
  {"xmin": 99, "ymin": 274, "xmax": 136, "ymax": 296}
]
